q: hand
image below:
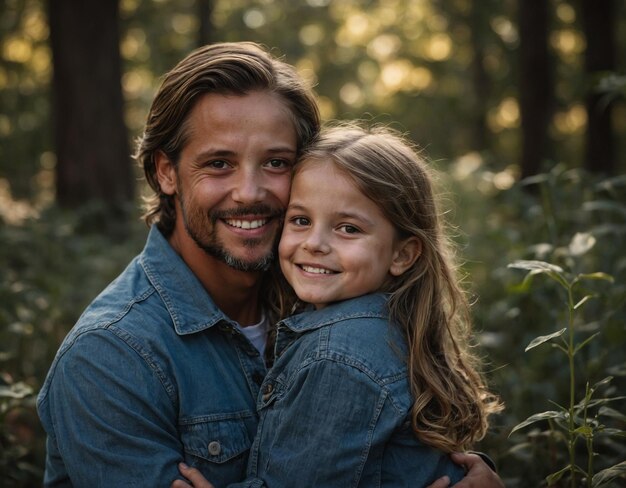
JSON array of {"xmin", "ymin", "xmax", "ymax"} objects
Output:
[
  {"xmin": 426, "ymin": 475, "xmax": 452, "ymax": 488},
  {"xmin": 449, "ymin": 452, "xmax": 505, "ymax": 487},
  {"xmin": 170, "ymin": 463, "xmax": 215, "ymax": 488}
]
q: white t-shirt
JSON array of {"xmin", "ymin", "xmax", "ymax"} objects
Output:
[{"xmin": 235, "ymin": 313, "xmax": 268, "ymax": 356}]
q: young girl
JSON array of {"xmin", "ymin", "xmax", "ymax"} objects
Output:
[{"xmin": 175, "ymin": 123, "xmax": 501, "ymax": 487}]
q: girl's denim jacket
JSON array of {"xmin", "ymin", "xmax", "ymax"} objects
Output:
[{"xmin": 234, "ymin": 293, "xmax": 464, "ymax": 487}]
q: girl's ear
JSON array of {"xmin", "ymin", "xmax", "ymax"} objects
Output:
[
  {"xmin": 155, "ymin": 151, "xmax": 178, "ymax": 195},
  {"xmin": 389, "ymin": 237, "xmax": 422, "ymax": 277}
]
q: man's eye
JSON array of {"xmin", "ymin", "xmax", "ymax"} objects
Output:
[
  {"xmin": 266, "ymin": 159, "xmax": 290, "ymax": 169},
  {"xmin": 208, "ymin": 160, "xmax": 229, "ymax": 169}
]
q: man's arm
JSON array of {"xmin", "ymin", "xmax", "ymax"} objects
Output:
[
  {"xmin": 39, "ymin": 329, "xmax": 184, "ymax": 486},
  {"xmin": 428, "ymin": 453, "xmax": 505, "ymax": 488},
  {"xmin": 172, "ymin": 454, "xmax": 507, "ymax": 488}
]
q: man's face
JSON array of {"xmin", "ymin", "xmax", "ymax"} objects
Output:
[{"xmin": 159, "ymin": 91, "xmax": 298, "ymax": 271}]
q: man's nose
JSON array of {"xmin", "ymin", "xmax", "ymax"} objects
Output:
[{"xmin": 232, "ymin": 168, "xmax": 266, "ymax": 204}]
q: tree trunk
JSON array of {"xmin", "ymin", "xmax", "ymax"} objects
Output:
[
  {"xmin": 48, "ymin": 0, "xmax": 133, "ymax": 208},
  {"xmin": 197, "ymin": 0, "xmax": 214, "ymax": 47},
  {"xmin": 581, "ymin": 0, "xmax": 616, "ymax": 175},
  {"xmin": 468, "ymin": 0, "xmax": 490, "ymax": 152},
  {"xmin": 519, "ymin": 0, "xmax": 552, "ymax": 179}
]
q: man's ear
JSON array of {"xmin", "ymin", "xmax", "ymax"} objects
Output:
[
  {"xmin": 155, "ymin": 151, "xmax": 177, "ymax": 195},
  {"xmin": 389, "ymin": 236, "xmax": 422, "ymax": 277}
]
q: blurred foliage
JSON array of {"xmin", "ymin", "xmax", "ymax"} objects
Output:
[
  {"xmin": 0, "ymin": 203, "xmax": 147, "ymax": 486},
  {"xmin": 1, "ymin": 0, "xmax": 625, "ymax": 486},
  {"xmin": 450, "ymin": 163, "xmax": 626, "ymax": 486}
]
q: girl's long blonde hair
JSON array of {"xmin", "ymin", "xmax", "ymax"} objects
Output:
[{"xmin": 279, "ymin": 122, "xmax": 502, "ymax": 452}]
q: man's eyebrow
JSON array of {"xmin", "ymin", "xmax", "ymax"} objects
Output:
[
  {"xmin": 194, "ymin": 146, "xmax": 297, "ymax": 162},
  {"xmin": 267, "ymin": 147, "xmax": 297, "ymax": 155},
  {"xmin": 193, "ymin": 148, "xmax": 235, "ymax": 162}
]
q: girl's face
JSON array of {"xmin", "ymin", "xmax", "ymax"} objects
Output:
[{"xmin": 279, "ymin": 159, "xmax": 414, "ymax": 309}]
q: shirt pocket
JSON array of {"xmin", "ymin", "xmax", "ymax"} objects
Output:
[{"xmin": 180, "ymin": 416, "xmax": 252, "ymax": 465}]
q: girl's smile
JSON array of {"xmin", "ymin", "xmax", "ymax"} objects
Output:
[{"xmin": 279, "ymin": 158, "xmax": 410, "ymax": 309}]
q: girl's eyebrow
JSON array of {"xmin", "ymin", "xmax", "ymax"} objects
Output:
[
  {"xmin": 286, "ymin": 202, "xmax": 307, "ymax": 212},
  {"xmin": 286, "ymin": 203, "xmax": 375, "ymax": 227},
  {"xmin": 334, "ymin": 211, "xmax": 375, "ymax": 227}
]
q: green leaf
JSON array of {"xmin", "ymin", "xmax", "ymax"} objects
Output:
[
  {"xmin": 520, "ymin": 173, "xmax": 550, "ymax": 186},
  {"xmin": 592, "ymin": 461, "xmax": 626, "ymax": 487},
  {"xmin": 508, "ymin": 260, "xmax": 570, "ymax": 288},
  {"xmin": 574, "ymin": 332, "xmax": 601, "ymax": 354},
  {"xmin": 576, "ymin": 272, "xmax": 615, "ymax": 283},
  {"xmin": 510, "ymin": 411, "xmax": 567, "ymax": 436},
  {"xmin": 526, "ymin": 328, "xmax": 567, "ymax": 352},
  {"xmin": 575, "ymin": 396, "xmax": 626, "ymax": 410},
  {"xmin": 568, "ymin": 232, "xmax": 596, "ymax": 256},
  {"xmin": 574, "ymin": 425, "xmax": 593, "ymax": 438},
  {"xmin": 593, "ymin": 376, "xmax": 614, "ymax": 390},
  {"xmin": 0, "ymin": 383, "xmax": 33, "ymax": 399},
  {"xmin": 583, "ymin": 199, "xmax": 626, "ymax": 218},
  {"xmin": 508, "ymin": 260, "xmax": 564, "ymax": 274},
  {"xmin": 546, "ymin": 465, "xmax": 571, "ymax": 485},
  {"xmin": 598, "ymin": 428, "xmax": 626, "ymax": 437},
  {"xmin": 598, "ymin": 406, "xmax": 626, "ymax": 422},
  {"xmin": 574, "ymin": 295, "xmax": 596, "ymax": 310}
]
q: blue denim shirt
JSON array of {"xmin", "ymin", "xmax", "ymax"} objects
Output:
[
  {"xmin": 232, "ymin": 293, "xmax": 464, "ymax": 488},
  {"xmin": 37, "ymin": 226, "xmax": 266, "ymax": 487}
]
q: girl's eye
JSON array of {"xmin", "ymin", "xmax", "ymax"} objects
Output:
[
  {"xmin": 339, "ymin": 224, "xmax": 360, "ymax": 234},
  {"xmin": 291, "ymin": 216, "xmax": 310, "ymax": 227}
]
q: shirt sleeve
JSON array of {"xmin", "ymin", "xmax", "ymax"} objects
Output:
[
  {"xmin": 230, "ymin": 357, "xmax": 395, "ymax": 488},
  {"xmin": 38, "ymin": 328, "xmax": 184, "ymax": 487}
]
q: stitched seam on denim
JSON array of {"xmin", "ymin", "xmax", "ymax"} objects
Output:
[
  {"xmin": 294, "ymin": 354, "xmax": 407, "ymax": 415},
  {"xmin": 36, "ymin": 287, "xmax": 156, "ymax": 404},
  {"xmin": 287, "ymin": 310, "xmax": 388, "ymax": 332},
  {"xmin": 141, "ymin": 257, "xmax": 184, "ymax": 330},
  {"xmin": 142, "ymin": 257, "xmax": 224, "ymax": 334},
  {"xmin": 352, "ymin": 387, "xmax": 388, "ymax": 488},
  {"xmin": 80, "ymin": 286, "xmax": 155, "ymax": 332},
  {"xmin": 106, "ymin": 324, "xmax": 178, "ymax": 405},
  {"xmin": 178, "ymin": 410, "xmax": 254, "ymax": 424}
]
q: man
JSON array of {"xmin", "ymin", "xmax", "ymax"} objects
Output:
[{"xmin": 38, "ymin": 42, "xmax": 503, "ymax": 487}]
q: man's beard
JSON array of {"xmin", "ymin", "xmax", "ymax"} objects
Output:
[{"xmin": 179, "ymin": 194, "xmax": 282, "ymax": 272}]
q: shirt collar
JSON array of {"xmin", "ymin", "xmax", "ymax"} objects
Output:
[
  {"xmin": 279, "ymin": 293, "xmax": 389, "ymax": 334},
  {"xmin": 139, "ymin": 226, "xmax": 234, "ymax": 335}
]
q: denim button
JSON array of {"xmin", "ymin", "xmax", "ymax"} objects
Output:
[
  {"xmin": 208, "ymin": 440, "xmax": 221, "ymax": 456},
  {"xmin": 261, "ymin": 383, "xmax": 274, "ymax": 402}
]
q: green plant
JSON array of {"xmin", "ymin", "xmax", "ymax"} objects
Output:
[
  {"xmin": 0, "ymin": 373, "xmax": 41, "ymax": 486},
  {"xmin": 508, "ymin": 243, "xmax": 626, "ymax": 487},
  {"xmin": 0, "ymin": 202, "xmax": 147, "ymax": 486}
]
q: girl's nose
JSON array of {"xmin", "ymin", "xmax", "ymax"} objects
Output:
[{"xmin": 302, "ymin": 228, "xmax": 331, "ymax": 254}]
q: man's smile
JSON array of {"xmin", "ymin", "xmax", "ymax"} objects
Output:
[{"xmin": 224, "ymin": 218, "xmax": 269, "ymax": 230}]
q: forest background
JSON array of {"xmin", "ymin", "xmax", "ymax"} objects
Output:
[{"xmin": 1, "ymin": 0, "xmax": 625, "ymax": 486}]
